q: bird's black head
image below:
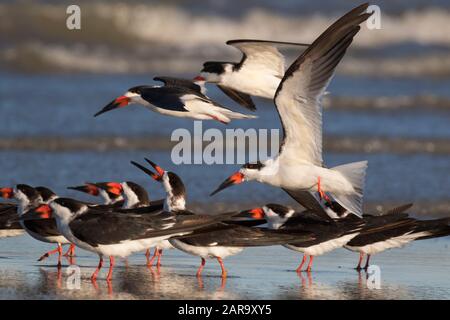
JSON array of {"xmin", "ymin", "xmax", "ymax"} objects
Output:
[
  {"xmin": 265, "ymin": 203, "xmax": 292, "ymax": 217},
  {"xmin": 123, "ymin": 181, "xmax": 150, "ymax": 207},
  {"xmin": 53, "ymin": 198, "xmax": 86, "ymax": 214},
  {"xmin": 35, "ymin": 186, "xmax": 57, "ymax": 203},
  {"xmin": 127, "ymin": 85, "xmax": 152, "ymax": 95},
  {"xmin": 94, "ymin": 182, "xmax": 123, "ymax": 201},
  {"xmin": 166, "ymin": 172, "xmax": 186, "ymax": 199},
  {"xmin": 242, "ymin": 161, "xmax": 264, "ymax": 171},
  {"xmin": 201, "ymin": 61, "xmax": 228, "ymax": 75},
  {"xmin": 15, "ymin": 184, "xmax": 41, "ymax": 204}
]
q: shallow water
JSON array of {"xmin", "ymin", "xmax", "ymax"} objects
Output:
[{"xmin": 1, "ymin": 235, "xmax": 449, "ymax": 299}]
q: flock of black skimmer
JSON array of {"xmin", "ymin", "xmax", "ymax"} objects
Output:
[{"xmin": 1, "ymin": 3, "xmax": 449, "ymax": 284}]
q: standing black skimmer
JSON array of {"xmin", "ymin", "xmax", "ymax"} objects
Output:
[
  {"xmin": 196, "ymin": 39, "xmax": 309, "ymax": 110},
  {"xmin": 0, "ymin": 184, "xmax": 74, "ymax": 266},
  {"xmin": 93, "ymin": 181, "xmax": 164, "ymax": 213},
  {"xmin": 22, "ymin": 197, "xmax": 246, "ymax": 282},
  {"xmin": 241, "ymin": 204, "xmax": 362, "ymax": 272},
  {"xmin": 94, "ymin": 180, "xmax": 166, "ymax": 265},
  {"xmin": 68, "ymin": 182, "xmax": 124, "ymax": 207},
  {"xmin": 131, "ymin": 158, "xmax": 314, "ymax": 277},
  {"xmin": 343, "ymin": 204, "xmax": 450, "ymax": 270},
  {"xmin": 211, "ymin": 4, "xmax": 372, "ymax": 217},
  {"xmin": 94, "ymin": 76, "xmax": 257, "ymax": 124}
]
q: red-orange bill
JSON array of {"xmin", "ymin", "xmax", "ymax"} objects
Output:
[
  {"xmin": 210, "ymin": 172, "xmax": 244, "ymax": 196},
  {"xmin": 94, "ymin": 95, "xmax": 130, "ymax": 117},
  {"xmin": 0, "ymin": 187, "xmax": 13, "ymax": 199}
]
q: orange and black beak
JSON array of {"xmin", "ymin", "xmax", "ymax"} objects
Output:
[
  {"xmin": 67, "ymin": 183, "xmax": 100, "ymax": 196},
  {"xmin": 21, "ymin": 204, "xmax": 53, "ymax": 221},
  {"xmin": 210, "ymin": 172, "xmax": 244, "ymax": 196},
  {"xmin": 101, "ymin": 182, "xmax": 123, "ymax": 196},
  {"xmin": 94, "ymin": 95, "xmax": 130, "ymax": 117},
  {"xmin": 131, "ymin": 158, "xmax": 165, "ymax": 182},
  {"xmin": 238, "ymin": 207, "xmax": 265, "ymax": 219},
  {"xmin": 0, "ymin": 187, "xmax": 14, "ymax": 199},
  {"xmin": 193, "ymin": 75, "xmax": 205, "ymax": 82}
]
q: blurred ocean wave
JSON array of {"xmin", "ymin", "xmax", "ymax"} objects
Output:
[{"xmin": 1, "ymin": 2, "xmax": 450, "ymax": 75}]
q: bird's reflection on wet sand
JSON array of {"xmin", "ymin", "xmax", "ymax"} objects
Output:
[{"xmin": 1, "ymin": 239, "xmax": 450, "ymax": 299}]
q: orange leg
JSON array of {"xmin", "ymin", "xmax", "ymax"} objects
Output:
[
  {"xmin": 63, "ymin": 244, "xmax": 76, "ymax": 257},
  {"xmin": 38, "ymin": 244, "xmax": 62, "ymax": 266},
  {"xmin": 147, "ymin": 248, "xmax": 159, "ymax": 267},
  {"xmin": 209, "ymin": 115, "xmax": 227, "ymax": 124},
  {"xmin": 217, "ymin": 257, "xmax": 227, "ymax": 278},
  {"xmin": 296, "ymin": 255, "xmax": 307, "ymax": 273},
  {"xmin": 91, "ymin": 256, "xmax": 104, "ymax": 281},
  {"xmin": 56, "ymin": 244, "xmax": 63, "ymax": 268},
  {"xmin": 355, "ymin": 253, "xmax": 364, "ymax": 270},
  {"xmin": 106, "ymin": 256, "xmax": 115, "ymax": 282},
  {"xmin": 196, "ymin": 258, "xmax": 206, "ymax": 277},
  {"xmin": 317, "ymin": 177, "xmax": 331, "ymax": 203},
  {"xmin": 156, "ymin": 249, "xmax": 163, "ymax": 267},
  {"xmin": 145, "ymin": 249, "xmax": 151, "ymax": 263},
  {"xmin": 305, "ymin": 255, "xmax": 314, "ymax": 272}
]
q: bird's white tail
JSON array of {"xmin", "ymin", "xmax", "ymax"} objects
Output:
[
  {"xmin": 331, "ymin": 160, "xmax": 368, "ymax": 217},
  {"xmin": 220, "ymin": 109, "xmax": 258, "ymax": 120}
]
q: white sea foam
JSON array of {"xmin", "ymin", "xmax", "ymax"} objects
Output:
[{"xmin": 2, "ymin": 3, "xmax": 450, "ymax": 75}]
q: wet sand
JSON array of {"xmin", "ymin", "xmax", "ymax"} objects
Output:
[{"xmin": 1, "ymin": 234, "xmax": 449, "ymax": 300}]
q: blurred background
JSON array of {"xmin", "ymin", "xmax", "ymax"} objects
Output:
[{"xmin": 1, "ymin": 0, "xmax": 450, "ymax": 216}]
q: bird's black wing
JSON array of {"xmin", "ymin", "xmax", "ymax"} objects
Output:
[
  {"xmin": 175, "ymin": 223, "xmax": 314, "ymax": 247},
  {"xmin": 275, "ymin": 3, "xmax": 371, "ymax": 165},
  {"xmin": 217, "ymin": 85, "xmax": 256, "ymax": 111},
  {"xmin": 154, "ymin": 76, "xmax": 202, "ymax": 93},
  {"xmin": 140, "ymin": 87, "xmax": 191, "ymax": 112},
  {"xmin": 0, "ymin": 206, "xmax": 21, "ymax": 229},
  {"xmin": 69, "ymin": 209, "xmax": 241, "ymax": 246},
  {"xmin": 282, "ymin": 188, "xmax": 332, "ymax": 221},
  {"xmin": 23, "ymin": 219, "xmax": 61, "ymax": 237}
]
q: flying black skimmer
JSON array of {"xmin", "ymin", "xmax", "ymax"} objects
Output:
[
  {"xmin": 0, "ymin": 184, "xmax": 75, "ymax": 266},
  {"xmin": 343, "ymin": 204, "xmax": 450, "ymax": 270},
  {"xmin": 131, "ymin": 158, "xmax": 314, "ymax": 277},
  {"xmin": 22, "ymin": 197, "xmax": 245, "ymax": 281},
  {"xmin": 94, "ymin": 76, "xmax": 257, "ymax": 124},
  {"xmin": 241, "ymin": 204, "xmax": 362, "ymax": 272},
  {"xmin": 196, "ymin": 39, "xmax": 309, "ymax": 110},
  {"xmin": 211, "ymin": 4, "xmax": 372, "ymax": 218}
]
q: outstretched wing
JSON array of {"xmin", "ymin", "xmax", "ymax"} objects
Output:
[
  {"xmin": 282, "ymin": 188, "xmax": 332, "ymax": 221},
  {"xmin": 228, "ymin": 39, "xmax": 309, "ymax": 77},
  {"xmin": 275, "ymin": 4, "xmax": 371, "ymax": 165}
]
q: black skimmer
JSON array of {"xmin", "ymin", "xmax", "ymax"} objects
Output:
[
  {"xmin": 211, "ymin": 4, "xmax": 372, "ymax": 218},
  {"xmin": 94, "ymin": 76, "xmax": 257, "ymax": 124},
  {"xmin": 196, "ymin": 39, "xmax": 309, "ymax": 110},
  {"xmin": 68, "ymin": 182, "xmax": 124, "ymax": 207},
  {"xmin": 92, "ymin": 181, "xmax": 164, "ymax": 213},
  {"xmin": 0, "ymin": 184, "xmax": 74, "ymax": 266},
  {"xmin": 131, "ymin": 158, "xmax": 314, "ymax": 277},
  {"xmin": 22, "ymin": 197, "xmax": 244, "ymax": 282},
  {"xmin": 94, "ymin": 180, "xmax": 166, "ymax": 265},
  {"xmin": 343, "ymin": 204, "xmax": 450, "ymax": 270},
  {"xmin": 241, "ymin": 204, "xmax": 362, "ymax": 272}
]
